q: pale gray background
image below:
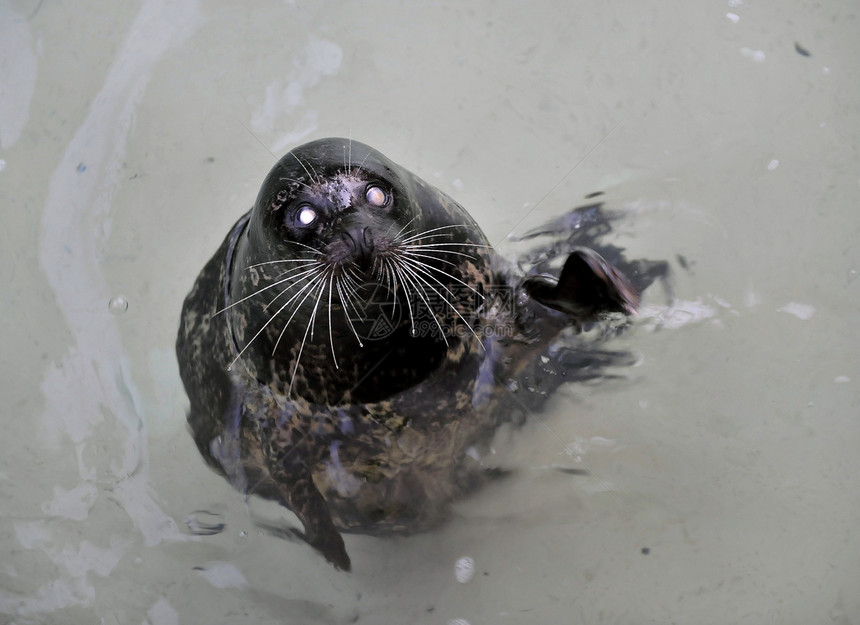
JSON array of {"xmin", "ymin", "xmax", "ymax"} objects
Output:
[{"xmin": 1, "ymin": 0, "xmax": 859, "ymax": 623}]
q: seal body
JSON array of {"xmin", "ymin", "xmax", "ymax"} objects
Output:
[{"xmin": 176, "ymin": 138, "xmax": 649, "ymax": 570}]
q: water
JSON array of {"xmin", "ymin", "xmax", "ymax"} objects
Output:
[{"xmin": 2, "ymin": 0, "xmax": 859, "ymax": 623}]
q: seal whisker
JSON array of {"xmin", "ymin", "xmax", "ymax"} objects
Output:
[
  {"xmin": 400, "ymin": 249, "xmax": 475, "ymax": 265},
  {"xmin": 247, "ymin": 258, "xmax": 320, "ymax": 269},
  {"xmin": 384, "ymin": 260, "xmax": 415, "ymax": 330},
  {"xmin": 395, "ymin": 257, "xmax": 484, "ymax": 348},
  {"xmin": 289, "ymin": 151, "xmax": 319, "ymax": 185},
  {"xmin": 251, "ymin": 273, "xmax": 328, "ymax": 363},
  {"xmin": 399, "ymin": 233, "xmax": 461, "ymax": 243},
  {"xmin": 268, "ymin": 269, "xmax": 331, "ymax": 363},
  {"xmin": 224, "ymin": 266, "xmax": 325, "ymax": 372},
  {"xmin": 341, "ymin": 277, "xmax": 363, "ymax": 299},
  {"xmin": 271, "ymin": 262, "xmax": 325, "ymax": 281},
  {"xmin": 398, "ymin": 223, "xmax": 466, "ymax": 237},
  {"xmin": 404, "ymin": 242, "xmax": 491, "ymax": 251},
  {"xmin": 399, "ymin": 243, "xmax": 487, "ymax": 262},
  {"xmin": 356, "ymin": 150, "xmax": 372, "ymax": 172},
  {"xmin": 262, "ymin": 264, "xmax": 329, "ymax": 309},
  {"xmin": 398, "ymin": 257, "xmax": 480, "ymax": 311},
  {"xmin": 387, "ymin": 262, "xmax": 429, "ymax": 341},
  {"xmin": 340, "ymin": 266, "xmax": 365, "ymax": 292},
  {"xmin": 326, "ymin": 270, "xmax": 339, "ymax": 369},
  {"xmin": 335, "ymin": 278, "xmax": 365, "ymax": 347},
  {"xmin": 278, "ymin": 176, "xmax": 311, "ymax": 190},
  {"xmin": 390, "ymin": 216, "xmax": 420, "ymax": 241},
  {"xmin": 213, "ymin": 262, "xmax": 325, "ymax": 316},
  {"xmin": 305, "ymin": 155, "xmax": 323, "ymax": 185},
  {"xmin": 379, "ymin": 257, "xmax": 400, "ymax": 318},
  {"xmin": 340, "ymin": 279, "xmax": 366, "ymax": 324},
  {"xmin": 305, "ymin": 276, "xmax": 327, "ymax": 342},
  {"xmin": 270, "ymin": 267, "xmax": 330, "ymax": 335},
  {"xmin": 267, "ymin": 257, "xmax": 325, "ymax": 277},
  {"xmin": 392, "ymin": 262, "xmax": 451, "ymax": 346},
  {"xmin": 397, "ymin": 224, "xmax": 473, "ymax": 244},
  {"xmin": 280, "ymin": 275, "xmax": 329, "ymax": 396},
  {"xmin": 290, "ymin": 241, "xmax": 325, "ymax": 256},
  {"xmin": 262, "ymin": 258, "xmax": 323, "ymax": 276},
  {"xmin": 397, "ymin": 254, "xmax": 485, "ymax": 300}
]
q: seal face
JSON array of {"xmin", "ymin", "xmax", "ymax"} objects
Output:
[
  {"xmin": 226, "ymin": 139, "xmax": 493, "ymax": 407},
  {"xmin": 176, "ymin": 138, "xmax": 653, "ymax": 571}
]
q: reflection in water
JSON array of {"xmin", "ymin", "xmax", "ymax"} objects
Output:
[{"xmin": 185, "ymin": 510, "xmax": 226, "ymax": 536}]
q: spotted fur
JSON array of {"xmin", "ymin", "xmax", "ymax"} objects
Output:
[{"xmin": 176, "ymin": 138, "xmax": 653, "ymax": 571}]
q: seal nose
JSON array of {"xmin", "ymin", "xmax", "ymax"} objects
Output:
[{"xmin": 342, "ymin": 226, "xmax": 375, "ymax": 267}]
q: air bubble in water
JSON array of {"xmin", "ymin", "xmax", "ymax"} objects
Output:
[
  {"xmin": 185, "ymin": 510, "xmax": 226, "ymax": 536},
  {"xmin": 108, "ymin": 295, "xmax": 129, "ymax": 314},
  {"xmin": 454, "ymin": 556, "xmax": 476, "ymax": 583}
]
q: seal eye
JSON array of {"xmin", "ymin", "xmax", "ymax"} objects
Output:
[
  {"xmin": 365, "ymin": 185, "xmax": 388, "ymax": 208},
  {"xmin": 296, "ymin": 206, "xmax": 317, "ymax": 226}
]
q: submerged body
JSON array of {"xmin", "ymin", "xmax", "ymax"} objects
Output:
[{"xmin": 176, "ymin": 138, "xmax": 647, "ymax": 570}]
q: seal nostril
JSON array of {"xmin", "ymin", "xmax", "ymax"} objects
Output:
[
  {"xmin": 342, "ymin": 230, "xmax": 356, "ymax": 251},
  {"xmin": 343, "ymin": 226, "xmax": 373, "ymax": 263}
]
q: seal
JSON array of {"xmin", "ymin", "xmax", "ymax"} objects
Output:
[{"xmin": 176, "ymin": 138, "xmax": 656, "ymax": 571}]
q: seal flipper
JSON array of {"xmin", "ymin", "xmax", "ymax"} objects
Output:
[
  {"xmin": 270, "ymin": 460, "xmax": 351, "ymax": 571},
  {"xmin": 523, "ymin": 247, "xmax": 639, "ymax": 320}
]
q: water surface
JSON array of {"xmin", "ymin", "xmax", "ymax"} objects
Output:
[{"xmin": 1, "ymin": 0, "xmax": 858, "ymax": 623}]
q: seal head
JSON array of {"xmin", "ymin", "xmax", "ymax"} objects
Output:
[{"xmin": 227, "ymin": 139, "xmax": 492, "ymax": 406}]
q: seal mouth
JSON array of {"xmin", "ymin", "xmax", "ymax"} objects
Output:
[{"xmin": 228, "ymin": 216, "xmax": 487, "ymax": 395}]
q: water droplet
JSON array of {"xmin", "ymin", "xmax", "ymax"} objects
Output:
[
  {"xmin": 108, "ymin": 295, "xmax": 128, "ymax": 314},
  {"xmin": 454, "ymin": 556, "xmax": 476, "ymax": 583},
  {"xmin": 0, "ymin": 159, "xmax": 7, "ymax": 172},
  {"xmin": 185, "ymin": 510, "xmax": 226, "ymax": 536}
]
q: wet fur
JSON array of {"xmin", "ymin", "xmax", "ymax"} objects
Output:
[{"xmin": 176, "ymin": 138, "xmax": 662, "ymax": 571}]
